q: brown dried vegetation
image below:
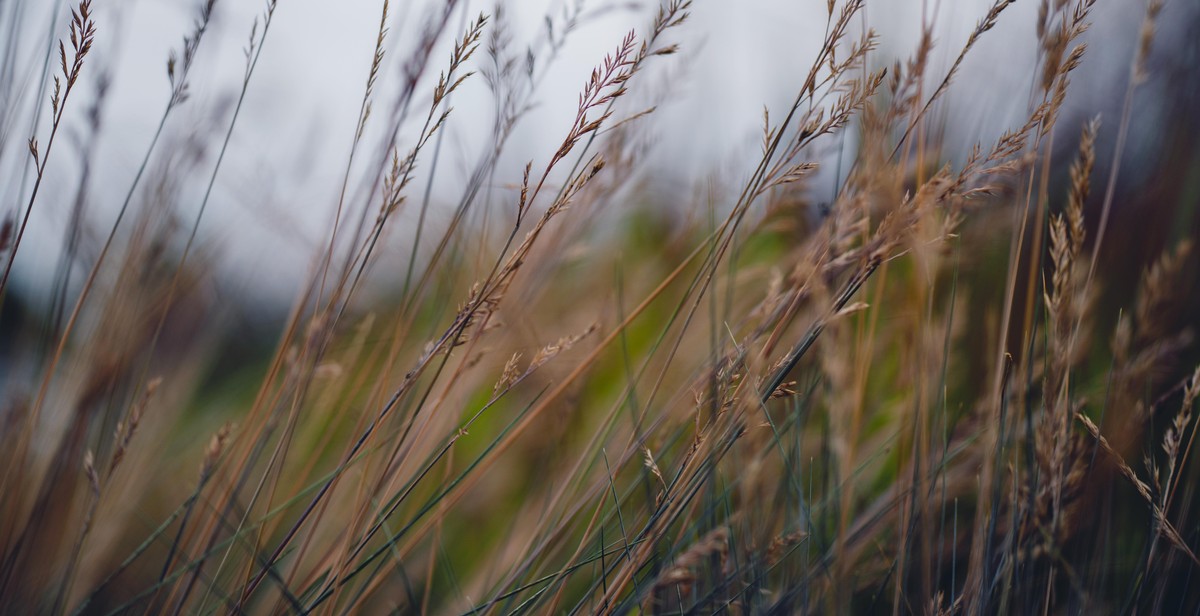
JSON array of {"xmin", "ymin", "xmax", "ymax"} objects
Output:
[{"xmin": 0, "ymin": 0, "xmax": 1198, "ymax": 613}]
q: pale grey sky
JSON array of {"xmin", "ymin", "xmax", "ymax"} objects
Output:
[{"xmin": 1, "ymin": 0, "xmax": 1185, "ymax": 305}]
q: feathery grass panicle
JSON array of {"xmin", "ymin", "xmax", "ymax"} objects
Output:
[{"xmin": 1161, "ymin": 365, "xmax": 1200, "ymax": 507}]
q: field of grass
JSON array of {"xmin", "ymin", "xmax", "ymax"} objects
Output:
[{"xmin": 1, "ymin": 0, "xmax": 1199, "ymax": 613}]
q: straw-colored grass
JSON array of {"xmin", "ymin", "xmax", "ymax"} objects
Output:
[{"xmin": 1, "ymin": 0, "xmax": 1198, "ymax": 613}]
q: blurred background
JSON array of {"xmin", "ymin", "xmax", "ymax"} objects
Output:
[{"xmin": 2, "ymin": 0, "xmax": 1196, "ymax": 310}]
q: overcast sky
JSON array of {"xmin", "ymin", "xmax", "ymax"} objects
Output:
[{"xmin": 0, "ymin": 0, "xmax": 1186, "ymax": 306}]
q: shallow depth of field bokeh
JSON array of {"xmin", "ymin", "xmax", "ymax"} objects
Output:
[{"xmin": 1, "ymin": 0, "xmax": 1199, "ymax": 614}]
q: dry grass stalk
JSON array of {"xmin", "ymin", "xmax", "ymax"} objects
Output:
[
  {"xmin": 1134, "ymin": 0, "xmax": 1165, "ymax": 84},
  {"xmin": 1076, "ymin": 412, "xmax": 1199, "ymax": 565},
  {"xmin": 1020, "ymin": 119, "xmax": 1100, "ymax": 563},
  {"xmin": 108, "ymin": 377, "xmax": 160, "ymax": 476}
]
